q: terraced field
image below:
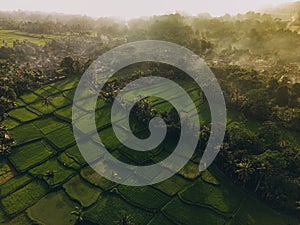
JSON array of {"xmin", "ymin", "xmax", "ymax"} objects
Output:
[
  {"xmin": 0, "ymin": 30, "xmax": 60, "ymax": 47},
  {"xmin": 0, "ymin": 77, "xmax": 298, "ymax": 225}
]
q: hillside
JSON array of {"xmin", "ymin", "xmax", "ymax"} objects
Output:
[
  {"xmin": 0, "ymin": 30, "xmax": 60, "ymax": 47},
  {"xmin": 0, "ymin": 77, "xmax": 298, "ymax": 225},
  {"xmin": 263, "ymin": 1, "xmax": 300, "ymax": 20}
]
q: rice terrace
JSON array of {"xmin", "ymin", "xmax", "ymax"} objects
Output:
[
  {"xmin": 0, "ymin": 73, "xmax": 298, "ymax": 224},
  {"xmin": 0, "ymin": 1, "xmax": 300, "ymax": 225}
]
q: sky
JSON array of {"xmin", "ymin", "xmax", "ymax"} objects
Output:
[{"xmin": 0, "ymin": 0, "xmax": 297, "ymax": 19}]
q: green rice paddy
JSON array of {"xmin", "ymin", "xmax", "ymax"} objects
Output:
[
  {"xmin": 9, "ymin": 140, "xmax": 53, "ymax": 172},
  {"xmin": 63, "ymin": 175, "xmax": 100, "ymax": 207},
  {"xmin": 0, "ymin": 77, "xmax": 298, "ymax": 224},
  {"xmin": 0, "ymin": 30, "xmax": 60, "ymax": 47},
  {"xmin": 27, "ymin": 191, "xmax": 78, "ymax": 225},
  {"xmin": 1, "ymin": 180, "xmax": 48, "ymax": 215}
]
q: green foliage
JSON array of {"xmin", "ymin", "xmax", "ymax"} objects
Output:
[
  {"xmin": 149, "ymin": 14, "xmax": 191, "ymax": 43},
  {"xmin": 244, "ymin": 89, "xmax": 272, "ymax": 121},
  {"xmin": 255, "ymin": 150, "xmax": 287, "ymax": 170},
  {"xmin": 257, "ymin": 121, "xmax": 282, "ymax": 149},
  {"xmin": 226, "ymin": 122, "xmax": 258, "ymax": 151},
  {"xmin": 272, "ymin": 106, "xmax": 300, "ymax": 131},
  {"xmin": 275, "ymin": 85, "xmax": 290, "ymax": 106},
  {"xmin": 0, "ymin": 125, "xmax": 15, "ymax": 157},
  {"xmin": 60, "ymin": 56, "xmax": 76, "ymax": 76}
]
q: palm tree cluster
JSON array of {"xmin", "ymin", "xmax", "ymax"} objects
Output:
[
  {"xmin": 216, "ymin": 121, "xmax": 300, "ymax": 211},
  {"xmin": 0, "ymin": 62, "xmax": 46, "ymax": 115},
  {"xmin": 235, "ymin": 159, "xmax": 255, "ymax": 187},
  {"xmin": 43, "ymin": 169, "xmax": 57, "ymax": 180},
  {"xmin": 131, "ymin": 98, "xmax": 157, "ymax": 124}
]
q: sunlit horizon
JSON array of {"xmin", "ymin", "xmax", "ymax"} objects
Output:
[{"xmin": 0, "ymin": 0, "xmax": 298, "ymax": 19}]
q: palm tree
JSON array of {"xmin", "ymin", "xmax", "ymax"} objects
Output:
[
  {"xmin": 43, "ymin": 169, "xmax": 56, "ymax": 180},
  {"xmin": 71, "ymin": 206, "xmax": 83, "ymax": 223},
  {"xmin": 43, "ymin": 96, "xmax": 53, "ymax": 107},
  {"xmin": 235, "ymin": 159, "xmax": 255, "ymax": 188},
  {"xmin": 0, "ymin": 144, "xmax": 11, "ymax": 156},
  {"xmin": 118, "ymin": 214, "xmax": 135, "ymax": 225}
]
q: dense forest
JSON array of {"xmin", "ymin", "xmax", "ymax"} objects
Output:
[{"xmin": 0, "ymin": 2, "xmax": 299, "ymax": 222}]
